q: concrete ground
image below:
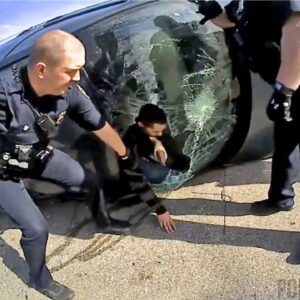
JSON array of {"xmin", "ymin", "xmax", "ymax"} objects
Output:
[{"xmin": 1, "ymin": 159, "xmax": 300, "ymax": 300}]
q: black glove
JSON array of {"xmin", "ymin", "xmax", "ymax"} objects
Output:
[
  {"xmin": 266, "ymin": 82, "xmax": 294, "ymax": 122},
  {"xmin": 196, "ymin": 0, "xmax": 223, "ymax": 25}
]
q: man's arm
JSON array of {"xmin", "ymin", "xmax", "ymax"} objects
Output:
[
  {"xmin": 266, "ymin": 12, "xmax": 300, "ymax": 122},
  {"xmin": 276, "ymin": 13, "xmax": 300, "ymax": 90}
]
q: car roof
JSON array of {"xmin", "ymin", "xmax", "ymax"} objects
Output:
[{"xmin": 0, "ymin": 0, "xmax": 157, "ymax": 70}]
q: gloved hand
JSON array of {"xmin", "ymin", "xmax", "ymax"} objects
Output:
[
  {"xmin": 266, "ymin": 82, "xmax": 294, "ymax": 122},
  {"xmin": 196, "ymin": 0, "xmax": 223, "ymax": 25}
]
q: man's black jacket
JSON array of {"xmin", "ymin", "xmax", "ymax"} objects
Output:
[{"xmin": 123, "ymin": 123, "xmax": 190, "ymax": 172}]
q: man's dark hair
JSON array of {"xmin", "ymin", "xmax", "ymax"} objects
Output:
[{"xmin": 135, "ymin": 103, "xmax": 167, "ymax": 126}]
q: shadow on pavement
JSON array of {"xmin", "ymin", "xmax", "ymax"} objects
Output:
[
  {"xmin": 0, "ymin": 196, "xmax": 253, "ymax": 238},
  {"xmin": 0, "ymin": 236, "xmax": 29, "ymax": 285},
  {"xmin": 184, "ymin": 160, "xmax": 274, "ymax": 187},
  {"xmin": 132, "ymin": 214, "xmax": 300, "ymax": 258},
  {"xmin": 1, "ymin": 194, "xmax": 300, "ymax": 286},
  {"xmin": 166, "ymin": 197, "xmax": 251, "ymax": 217}
]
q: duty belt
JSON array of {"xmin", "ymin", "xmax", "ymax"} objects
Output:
[{"xmin": 0, "ymin": 144, "xmax": 54, "ymax": 180}]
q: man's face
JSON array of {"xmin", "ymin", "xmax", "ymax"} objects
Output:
[
  {"xmin": 140, "ymin": 122, "xmax": 167, "ymax": 137},
  {"xmin": 42, "ymin": 46, "xmax": 85, "ymax": 95}
]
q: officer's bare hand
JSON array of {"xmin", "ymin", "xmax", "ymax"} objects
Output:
[{"xmin": 157, "ymin": 211, "xmax": 176, "ymax": 233}]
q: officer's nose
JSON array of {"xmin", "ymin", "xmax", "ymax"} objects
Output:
[{"xmin": 73, "ymin": 70, "xmax": 81, "ymax": 82}]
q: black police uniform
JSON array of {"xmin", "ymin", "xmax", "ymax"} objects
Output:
[
  {"xmin": 0, "ymin": 65, "xmax": 128, "ymax": 290},
  {"xmin": 237, "ymin": 1, "xmax": 300, "ymax": 210},
  {"xmin": 197, "ymin": 0, "xmax": 300, "ymax": 210}
]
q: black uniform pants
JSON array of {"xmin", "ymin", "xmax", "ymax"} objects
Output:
[
  {"xmin": 268, "ymin": 91, "xmax": 300, "ymax": 205},
  {"xmin": 0, "ymin": 149, "xmax": 99, "ymax": 289}
]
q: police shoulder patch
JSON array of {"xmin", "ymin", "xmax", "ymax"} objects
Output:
[
  {"xmin": 56, "ymin": 111, "xmax": 67, "ymax": 125},
  {"xmin": 76, "ymin": 84, "xmax": 90, "ymax": 99}
]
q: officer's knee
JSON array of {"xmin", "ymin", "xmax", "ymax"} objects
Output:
[
  {"xmin": 23, "ymin": 220, "xmax": 49, "ymax": 242},
  {"xmin": 71, "ymin": 166, "xmax": 85, "ymax": 187}
]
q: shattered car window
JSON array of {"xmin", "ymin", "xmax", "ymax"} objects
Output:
[{"xmin": 79, "ymin": 1, "xmax": 237, "ymax": 191}]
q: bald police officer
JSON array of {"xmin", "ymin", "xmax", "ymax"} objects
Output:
[
  {"xmin": 196, "ymin": 0, "xmax": 300, "ymax": 214},
  {"xmin": 0, "ymin": 30, "xmax": 135, "ymax": 299}
]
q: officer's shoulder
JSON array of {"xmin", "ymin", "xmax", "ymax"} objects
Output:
[
  {"xmin": 0, "ymin": 67, "xmax": 11, "ymax": 90},
  {"xmin": 0, "ymin": 67, "xmax": 13, "ymax": 95},
  {"xmin": 0, "ymin": 65, "xmax": 22, "ymax": 94},
  {"xmin": 0, "ymin": 68, "xmax": 11, "ymax": 104},
  {"xmin": 68, "ymin": 83, "xmax": 91, "ymax": 100}
]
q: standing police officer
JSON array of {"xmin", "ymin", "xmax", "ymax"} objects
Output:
[
  {"xmin": 196, "ymin": 0, "xmax": 300, "ymax": 214},
  {"xmin": 0, "ymin": 30, "xmax": 135, "ymax": 299}
]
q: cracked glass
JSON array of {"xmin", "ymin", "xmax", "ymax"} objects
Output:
[{"xmin": 78, "ymin": 0, "xmax": 238, "ymax": 191}]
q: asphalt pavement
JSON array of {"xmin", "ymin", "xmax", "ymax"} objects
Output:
[{"xmin": 1, "ymin": 159, "xmax": 300, "ymax": 300}]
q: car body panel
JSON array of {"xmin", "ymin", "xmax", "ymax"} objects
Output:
[{"xmin": 0, "ymin": 0, "xmax": 273, "ymax": 194}]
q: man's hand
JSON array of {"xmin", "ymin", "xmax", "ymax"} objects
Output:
[
  {"xmin": 196, "ymin": 0, "xmax": 223, "ymax": 25},
  {"xmin": 149, "ymin": 137, "xmax": 168, "ymax": 164},
  {"xmin": 157, "ymin": 211, "xmax": 176, "ymax": 233},
  {"xmin": 266, "ymin": 82, "xmax": 294, "ymax": 122}
]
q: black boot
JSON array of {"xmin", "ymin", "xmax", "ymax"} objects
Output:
[
  {"xmin": 32, "ymin": 280, "xmax": 75, "ymax": 300},
  {"xmin": 251, "ymin": 198, "xmax": 294, "ymax": 215},
  {"xmin": 91, "ymin": 189, "xmax": 131, "ymax": 235}
]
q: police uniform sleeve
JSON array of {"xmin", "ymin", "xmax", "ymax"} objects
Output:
[
  {"xmin": 0, "ymin": 78, "xmax": 8, "ymax": 134},
  {"xmin": 68, "ymin": 84, "xmax": 106, "ymax": 131}
]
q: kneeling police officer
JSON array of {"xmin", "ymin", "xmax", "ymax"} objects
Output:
[
  {"xmin": 196, "ymin": 0, "xmax": 300, "ymax": 214},
  {"xmin": 0, "ymin": 30, "xmax": 135, "ymax": 299}
]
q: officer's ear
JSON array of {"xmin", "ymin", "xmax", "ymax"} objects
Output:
[{"xmin": 36, "ymin": 63, "xmax": 47, "ymax": 79}]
